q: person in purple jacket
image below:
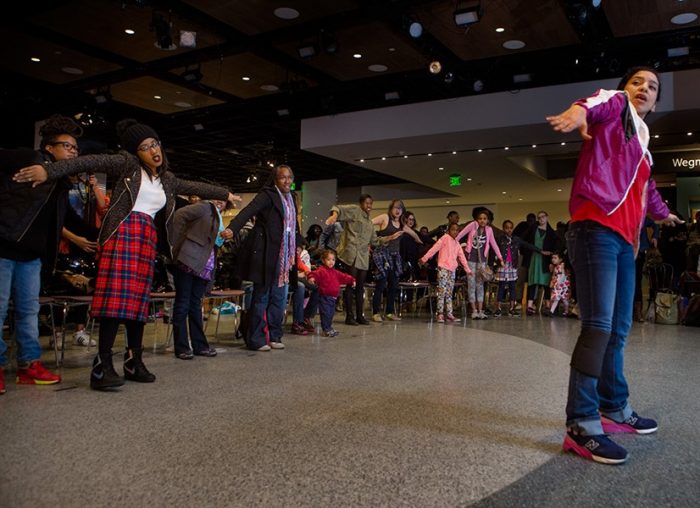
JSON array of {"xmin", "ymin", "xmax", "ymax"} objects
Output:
[{"xmin": 547, "ymin": 67, "xmax": 682, "ymax": 465}]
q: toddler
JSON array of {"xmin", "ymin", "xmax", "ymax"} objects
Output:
[
  {"xmin": 548, "ymin": 252, "xmax": 571, "ymax": 316},
  {"xmin": 307, "ymin": 250, "xmax": 355, "ymax": 337}
]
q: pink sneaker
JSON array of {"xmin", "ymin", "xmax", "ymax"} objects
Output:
[
  {"xmin": 601, "ymin": 412, "xmax": 658, "ymax": 434},
  {"xmin": 445, "ymin": 314, "xmax": 456, "ymax": 322},
  {"xmin": 436, "ymin": 313, "xmax": 445, "ymax": 323}
]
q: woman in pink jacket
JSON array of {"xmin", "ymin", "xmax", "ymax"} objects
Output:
[
  {"xmin": 547, "ymin": 67, "xmax": 681, "ymax": 465},
  {"xmin": 420, "ymin": 223, "xmax": 471, "ymax": 323},
  {"xmin": 456, "ymin": 208, "xmax": 503, "ymax": 319}
]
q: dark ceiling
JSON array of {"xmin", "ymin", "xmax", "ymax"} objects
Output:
[{"xmin": 2, "ymin": 0, "xmax": 699, "ymax": 191}]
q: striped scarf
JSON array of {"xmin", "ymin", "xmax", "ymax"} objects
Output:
[{"xmin": 276, "ymin": 187, "xmax": 296, "ymax": 287}]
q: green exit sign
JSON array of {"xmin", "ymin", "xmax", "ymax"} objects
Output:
[
  {"xmin": 449, "ymin": 174, "xmax": 461, "ymax": 187},
  {"xmin": 290, "ymin": 182, "xmax": 296, "ymax": 190}
]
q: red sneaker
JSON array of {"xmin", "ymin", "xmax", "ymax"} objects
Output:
[
  {"xmin": 16, "ymin": 361, "xmax": 61, "ymax": 385},
  {"xmin": 0, "ymin": 367, "xmax": 6, "ymax": 394}
]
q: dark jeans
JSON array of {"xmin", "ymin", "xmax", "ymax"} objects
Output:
[
  {"xmin": 372, "ymin": 269, "xmax": 398, "ymax": 314},
  {"xmin": 172, "ymin": 267, "xmax": 210, "ymax": 354},
  {"xmin": 634, "ymin": 250, "xmax": 646, "ymax": 304},
  {"xmin": 565, "ymin": 221, "xmax": 635, "ymax": 435},
  {"xmin": 319, "ymin": 295, "xmax": 336, "ymax": 331},
  {"xmin": 497, "ymin": 280, "xmax": 517, "ymax": 303},
  {"xmin": 343, "ymin": 266, "xmax": 367, "ymax": 320},
  {"xmin": 249, "ymin": 281, "xmax": 288, "ymax": 349}
]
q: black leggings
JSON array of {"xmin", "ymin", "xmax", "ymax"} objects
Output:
[
  {"xmin": 343, "ymin": 266, "xmax": 368, "ymax": 320},
  {"xmin": 527, "ymin": 284, "xmax": 551, "ymax": 302},
  {"xmin": 98, "ymin": 317, "xmax": 145, "ymax": 357}
]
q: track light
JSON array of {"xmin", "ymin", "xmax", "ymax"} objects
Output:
[
  {"xmin": 429, "ymin": 61, "xmax": 442, "ymax": 74},
  {"xmin": 297, "ymin": 44, "xmax": 316, "ymax": 59},
  {"xmin": 409, "ymin": 21, "xmax": 423, "ymax": 38}
]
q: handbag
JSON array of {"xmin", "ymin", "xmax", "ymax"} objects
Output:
[
  {"xmin": 655, "ymin": 291, "xmax": 679, "ymax": 325},
  {"xmin": 476, "ymin": 245, "xmax": 494, "ymax": 282}
]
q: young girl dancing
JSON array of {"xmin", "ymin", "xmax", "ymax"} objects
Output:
[
  {"xmin": 419, "ymin": 223, "xmax": 471, "ymax": 322},
  {"xmin": 548, "ymin": 252, "xmax": 571, "ymax": 316}
]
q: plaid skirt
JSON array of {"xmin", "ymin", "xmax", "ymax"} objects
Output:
[{"xmin": 91, "ymin": 212, "xmax": 157, "ymax": 322}]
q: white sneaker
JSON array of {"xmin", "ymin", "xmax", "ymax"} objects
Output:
[
  {"xmin": 479, "ymin": 311, "xmax": 488, "ymax": 320},
  {"xmin": 50, "ymin": 331, "xmax": 64, "ymax": 349},
  {"xmin": 74, "ymin": 329, "xmax": 96, "ymax": 347},
  {"xmin": 471, "ymin": 312, "xmax": 480, "ymax": 320},
  {"xmin": 372, "ymin": 313, "xmax": 384, "ymax": 322},
  {"xmin": 270, "ymin": 342, "xmax": 285, "ymax": 350}
]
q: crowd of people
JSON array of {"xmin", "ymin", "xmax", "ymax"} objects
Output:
[{"xmin": 1, "ymin": 67, "xmax": 698, "ymax": 468}]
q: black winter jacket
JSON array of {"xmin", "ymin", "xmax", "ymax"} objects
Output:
[
  {"xmin": 521, "ymin": 225, "xmax": 559, "ymax": 274},
  {"xmin": 226, "ymin": 186, "xmax": 299, "ymax": 289}
]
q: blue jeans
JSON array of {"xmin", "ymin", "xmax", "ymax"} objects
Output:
[
  {"xmin": 292, "ymin": 281, "xmax": 306, "ymax": 324},
  {"xmin": 497, "ymin": 280, "xmax": 517, "ymax": 303},
  {"xmin": 319, "ymin": 295, "xmax": 336, "ymax": 331},
  {"xmin": 565, "ymin": 221, "xmax": 634, "ymax": 435},
  {"xmin": 0, "ymin": 257, "xmax": 42, "ymax": 366},
  {"xmin": 372, "ymin": 269, "xmax": 398, "ymax": 314},
  {"xmin": 172, "ymin": 267, "xmax": 210, "ymax": 354},
  {"xmin": 249, "ymin": 282, "xmax": 288, "ymax": 349}
]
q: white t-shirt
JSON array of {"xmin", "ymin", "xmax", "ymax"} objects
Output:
[{"xmin": 132, "ymin": 169, "xmax": 166, "ymax": 218}]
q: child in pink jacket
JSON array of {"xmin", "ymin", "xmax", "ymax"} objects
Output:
[
  {"xmin": 420, "ymin": 223, "xmax": 471, "ymax": 322},
  {"xmin": 456, "ymin": 208, "xmax": 503, "ymax": 319}
]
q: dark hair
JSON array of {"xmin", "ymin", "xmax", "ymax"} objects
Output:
[
  {"xmin": 617, "ymin": 66, "xmax": 662, "ymax": 101},
  {"xmin": 305, "ymin": 224, "xmax": 323, "ymax": 240},
  {"xmin": 403, "ymin": 210, "xmax": 417, "ymax": 228},
  {"xmin": 447, "ymin": 210, "xmax": 459, "ymax": 218},
  {"xmin": 502, "ymin": 219, "xmax": 514, "ymax": 228},
  {"xmin": 359, "ymin": 194, "xmax": 373, "ymax": 204},
  {"xmin": 472, "ymin": 206, "xmax": 494, "ymax": 222},
  {"xmin": 116, "ymin": 118, "xmax": 169, "ymax": 173},
  {"xmin": 265, "ymin": 164, "xmax": 294, "ymax": 187},
  {"xmin": 526, "ymin": 213, "xmax": 536, "ymax": 221},
  {"xmin": 320, "ymin": 249, "xmax": 336, "ymax": 261},
  {"xmin": 39, "ymin": 114, "xmax": 83, "ymax": 149},
  {"xmin": 448, "ymin": 222, "xmax": 460, "ymax": 231}
]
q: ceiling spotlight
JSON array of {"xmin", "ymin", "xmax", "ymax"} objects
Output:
[
  {"xmin": 124, "ymin": 28, "xmax": 135, "ymax": 35},
  {"xmin": 409, "ymin": 21, "xmax": 423, "ymax": 38},
  {"xmin": 179, "ymin": 30, "xmax": 197, "ymax": 48},
  {"xmin": 495, "ymin": 27, "xmax": 505, "ymax": 33},
  {"xmin": 473, "ymin": 79, "xmax": 484, "ymax": 92},
  {"xmin": 153, "ymin": 95, "xmax": 162, "ymax": 100},
  {"xmin": 242, "ymin": 76, "xmax": 251, "ymax": 81},
  {"xmin": 353, "ymin": 53, "xmax": 362, "ymax": 59},
  {"xmin": 297, "ymin": 44, "xmax": 316, "ymax": 59},
  {"xmin": 30, "ymin": 57, "xmax": 41, "ymax": 62},
  {"xmin": 151, "ymin": 11, "xmax": 177, "ymax": 50},
  {"xmin": 429, "ymin": 60, "xmax": 442, "ymax": 74},
  {"xmin": 454, "ymin": 3, "xmax": 481, "ymax": 26},
  {"xmin": 444, "ymin": 72, "xmax": 455, "ymax": 84}
]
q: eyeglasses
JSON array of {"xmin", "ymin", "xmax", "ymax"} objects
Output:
[
  {"xmin": 50, "ymin": 141, "xmax": 79, "ymax": 153},
  {"xmin": 537, "ymin": 215, "xmax": 548, "ymax": 219},
  {"xmin": 137, "ymin": 140, "xmax": 161, "ymax": 152}
]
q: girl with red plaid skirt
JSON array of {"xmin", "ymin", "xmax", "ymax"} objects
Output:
[{"xmin": 15, "ymin": 120, "xmax": 238, "ymax": 390}]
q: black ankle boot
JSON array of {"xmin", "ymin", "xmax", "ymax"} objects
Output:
[
  {"xmin": 123, "ymin": 348, "xmax": 156, "ymax": 383},
  {"xmin": 90, "ymin": 352, "xmax": 125, "ymax": 390}
]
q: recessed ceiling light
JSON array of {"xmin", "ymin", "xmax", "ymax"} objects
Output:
[
  {"xmin": 260, "ymin": 84, "xmax": 279, "ymax": 92},
  {"xmin": 518, "ymin": 198, "xmax": 523, "ymax": 201},
  {"xmin": 427, "ymin": 153, "xmax": 432, "ymax": 156},
  {"xmin": 653, "ymin": 134, "xmax": 660, "ymax": 138},
  {"xmin": 477, "ymin": 149, "xmax": 483, "ymax": 153},
  {"xmin": 353, "ymin": 53, "xmax": 362, "ymax": 59},
  {"xmin": 504, "ymin": 146, "xmax": 509, "ymax": 150},
  {"xmin": 388, "ymin": 47, "xmax": 396, "ymax": 52},
  {"xmin": 174, "ymin": 101, "xmax": 192, "ymax": 108},
  {"xmin": 124, "ymin": 29, "xmax": 135, "ymax": 35},
  {"xmin": 61, "ymin": 67, "xmax": 84, "ymax": 75},
  {"xmin": 381, "ymin": 157, "xmax": 386, "ymax": 160},
  {"xmin": 532, "ymin": 144, "xmax": 537, "ymax": 148},
  {"xmin": 467, "ymin": 177, "xmax": 472, "ymax": 181},
  {"xmin": 274, "ymin": 7, "xmax": 300, "ymax": 20},
  {"xmin": 403, "ymin": 155, "xmax": 408, "ymax": 158},
  {"xmin": 502, "ymin": 191, "xmax": 507, "ymax": 195},
  {"xmin": 452, "ymin": 151, "xmax": 457, "ymax": 154},
  {"xmin": 368, "ymin": 64, "xmax": 388, "ymax": 72},
  {"xmin": 360, "ymin": 159, "xmax": 365, "ymax": 163},
  {"xmin": 557, "ymin": 189, "xmax": 563, "ymax": 192},
  {"xmin": 30, "ymin": 57, "xmax": 40, "ymax": 62},
  {"xmin": 495, "ymin": 27, "xmax": 505, "ymax": 32},
  {"xmin": 688, "ymin": 132, "xmax": 694, "ymax": 136},
  {"xmin": 445, "ymin": 200, "xmax": 450, "ymax": 204},
  {"xmin": 438, "ymin": 167, "xmax": 444, "ymax": 170},
  {"xmin": 242, "ymin": 76, "xmax": 251, "ymax": 81},
  {"xmin": 503, "ymin": 40, "xmax": 526, "ymax": 50},
  {"xmin": 671, "ymin": 12, "xmax": 698, "ymax": 24},
  {"xmin": 561, "ymin": 142, "xmax": 566, "ymax": 145},
  {"xmin": 154, "ymin": 95, "xmax": 162, "ymax": 99}
]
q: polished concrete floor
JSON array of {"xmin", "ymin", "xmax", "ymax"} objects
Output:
[{"xmin": 1, "ymin": 312, "xmax": 699, "ymax": 507}]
